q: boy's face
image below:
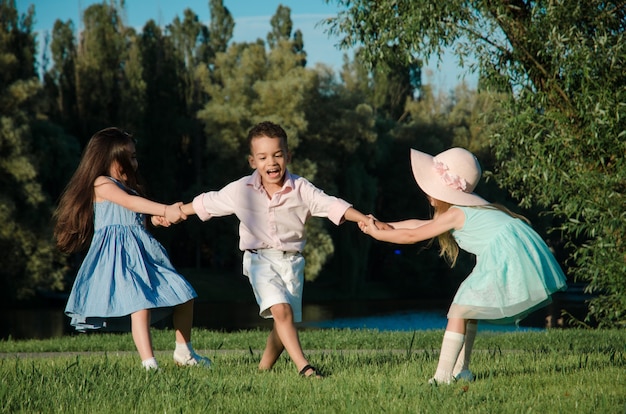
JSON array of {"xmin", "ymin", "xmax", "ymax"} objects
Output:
[{"xmin": 248, "ymin": 135, "xmax": 290, "ymax": 189}]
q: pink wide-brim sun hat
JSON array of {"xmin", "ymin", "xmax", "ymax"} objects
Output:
[{"xmin": 410, "ymin": 147, "xmax": 489, "ymax": 206}]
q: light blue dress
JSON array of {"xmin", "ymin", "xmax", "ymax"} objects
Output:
[
  {"xmin": 448, "ymin": 206, "xmax": 567, "ymax": 324},
  {"xmin": 64, "ymin": 177, "xmax": 197, "ymax": 332}
]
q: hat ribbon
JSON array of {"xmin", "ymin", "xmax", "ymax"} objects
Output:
[{"xmin": 433, "ymin": 159, "xmax": 468, "ymax": 192}]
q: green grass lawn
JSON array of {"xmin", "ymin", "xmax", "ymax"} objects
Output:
[{"xmin": 1, "ymin": 328, "xmax": 625, "ymax": 413}]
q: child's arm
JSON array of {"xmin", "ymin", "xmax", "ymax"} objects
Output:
[
  {"xmin": 386, "ymin": 219, "xmax": 430, "ymax": 229},
  {"xmin": 180, "ymin": 202, "xmax": 197, "ymax": 217},
  {"xmin": 343, "ymin": 207, "xmax": 371, "ymax": 224},
  {"xmin": 94, "ymin": 177, "xmax": 186, "ymax": 223},
  {"xmin": 343, "ymin": 207, "xmax": 392, "ymax": 230},
  {"xmin": 361, "ymin": 208, "xmax": 464, "ymax": 244}
]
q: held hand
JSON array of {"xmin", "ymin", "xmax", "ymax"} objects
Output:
[
  {"xmin": 358, "ymin": 214, "xmax": 374, "ymax": 232},
  {"xmin": 151, "ymin": 215, "xmax": 172, "ymax": 227},
  {"xmin": 164, "ymin": 202, "xmax": 188, "ymax": 224},
  {"xmin": 358, "ymin": 220, "xmax": 367, "ymax": 232},
  {"xmin": 360, "ymin": 216, "xmax": 381, "ymax": 237},
  {"xmin": 363, "ymin": 214, "xmax": 393, "ymax": 231}
]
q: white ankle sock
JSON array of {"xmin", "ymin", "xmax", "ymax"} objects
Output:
[
  {"xmin": 454, "ymin": 321, "xmax": 477, "ymax": 375},
  {"xmin": 433, "ymin": 331, "xmax": 465, "ymax": 383},
  {"xmin": 142, "ymin": 357, "xmax": 158, "ymax": 370}
]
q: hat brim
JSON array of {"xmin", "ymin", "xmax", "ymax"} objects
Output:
[{"xmin": 410, "ymin": 149, "xmax": 488, "ymax": 206}]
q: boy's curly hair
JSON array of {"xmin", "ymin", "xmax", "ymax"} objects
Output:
[{"xmin": 246, "ymin": 121, "xmax": 288, "ymax": 153}]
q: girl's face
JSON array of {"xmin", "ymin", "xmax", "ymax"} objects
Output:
[
  {"xmin": 110, "ymin": 142, "xmax": 138, "ymax": 181},
  {"xmin": 128, "ymin": 142, "xmax": 138, "ymax": 172},
  {"xmin": 248, "ymin": 135, "xmax": 290, "ymax": 192}
]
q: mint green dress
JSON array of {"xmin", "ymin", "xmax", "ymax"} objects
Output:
[{"xmin": 448, "ymin": 206, "xmax": 567, "ymax": 324}]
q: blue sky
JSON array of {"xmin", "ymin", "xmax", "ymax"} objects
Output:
[{"xmin": 16, "ymin": 0, "xmax": 475, "ymax": 92}]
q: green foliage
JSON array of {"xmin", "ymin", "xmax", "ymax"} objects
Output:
[
  {"xmin": 302, "ymin": 219, "xmax": 335, "ymax": 281},
  {"xmin": 208, "ymin": 0, "xmax": 234, "ymax": 54},
  {"xmin": 326, "ymin": 0, "xmax": 473, "ymax": 68},
  {"xmin": 0, "ymin": 0, "xmax": 68, "ymax": 300},
  {"xmin": 133, "ymin": 21, "xmax": 184, "ymax": 203},
  {"xmin": 44, "ymin": 19, "xmax": 78, "ymax": 134},
  {"xmin": 327, "ymin": 0, "xmax": 626, "ymax": 327},
  {"xmin": 267, "ymin": 4, "xmax": 293, "ymax": 49},
  {"xmin": 168, "ymin": 7, "xmax": 212, "ymax": 112},
  {"xmin": 74, "ymin": 3, "xmax": 130, "ymax": 140},
  {"xmin": 486, "ymin": 4, "xmax": 626, "ymax": 328}
]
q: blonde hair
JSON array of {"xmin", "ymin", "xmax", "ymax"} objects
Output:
[{"xmin": 431, "ymin": 199, "xmax": 530, "ymax": 267}]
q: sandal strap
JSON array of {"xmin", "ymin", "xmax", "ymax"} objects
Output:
[{"xmin": 299, "ymin": 364, "xmax": 316, "ymax": 376}]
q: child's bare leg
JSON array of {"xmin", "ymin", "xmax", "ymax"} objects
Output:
[
  {"xmin": 172, "ymin": 299, "xmax": 194, "ymax": 343},
  {"xmin": 260, "ymin": 303, "xmax": 310, "ymax": 372},
  {"xmin": 446, "ymin": 317, "xmax": 467, "ymax": 334},
  {"xmin": 258, "ymin": 327, "xmax": 285, "ymax": 370},
  {"xmin": 171, "ymin": 299, "xmax": 211, "ymax": 367},
  {"xmin": 131, "ymin": 309, "xmax": 154, "ymax": 361}
]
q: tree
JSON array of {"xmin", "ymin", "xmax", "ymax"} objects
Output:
[
  {"xmin": 167, "ymin": 7, "xmax": 212, "ymax": 189},
  {"xmin": 208, "ymin": 0, "xmax": 234, "ymax": 55},
  {"xmin": 370, "ymin": 47, "xmax": 422, "ymax": 121},
  {"xmin": 326, "ymin": 0, "xmax": 626, "ymax": 326},
  {"xmin": 0, "ymin": 0, "xmax": 68, "ymax": 300},
  {"xmin": 267, "ymin": 5, "xmax": 292, "ymax": 49},
  {"xmin": 43, "ymin": 19, "xmax": 78, "ymax": 136},
  {"xmin": 117, "ymin": 25, "xmax": 146, "ymax": 133},
  {"xmin": 74, "ymin": 2, "xmax": 129, "ymax": 143},
  {"xmin": 298, "ymin": 58, "xmax": 380, "ymax": 295},
  {"xmin": 135, "ymin": 20, "xmax": 185, "ymax": 202},
  {"xmin": 267, "ymin": 5, "xmax": 306, "ymax": 66}
]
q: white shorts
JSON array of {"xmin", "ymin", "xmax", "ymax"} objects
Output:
[{"xmin": 242, "ymin": 249, "xmax": 305, "ymax": 322}]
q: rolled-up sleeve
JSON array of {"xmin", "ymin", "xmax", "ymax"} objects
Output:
[
  {"xmin": 192, "ymin": 194, "xmax": 212, "ymax": 221},
  {"xmin": 327, "ymin": 198, "xmax": 352, "ymax": 225},
  {"xmin": 191, "ymin": 179, "xmax": 242, "ymax": 222},
  {"xmin": 298, "ymin": 177, "xmax": 352, "ymax": 225}
]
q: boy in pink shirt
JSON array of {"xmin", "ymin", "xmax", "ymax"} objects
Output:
[{"xmin": 181, "ymin": 121, "xmax": 373, "ymax": 378}]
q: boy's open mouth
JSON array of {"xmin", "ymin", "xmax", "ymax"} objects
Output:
[{"xmin": 267, "ymin": 168, "xmax": 280, "ymax": 178}]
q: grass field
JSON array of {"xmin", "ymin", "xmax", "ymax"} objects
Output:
[{"xmin": 1, "ymin": 328, "xmax": 625, "ymax": 413}]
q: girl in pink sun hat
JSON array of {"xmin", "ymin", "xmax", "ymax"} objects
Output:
[{"xmin": 359, "ymin": 147, "xmax": 567, "ymax": 384}]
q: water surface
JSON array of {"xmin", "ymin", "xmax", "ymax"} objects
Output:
[{"xmin": 1, "ymin": 298, "xmax": 550, "ymax": 340}]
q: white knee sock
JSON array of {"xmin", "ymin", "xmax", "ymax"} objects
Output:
[
  {"xmin": 453, "ymin": 321, "xmax": 477, "ymax": 375},
  {"xmin": 142, "ymin": 357, "xmax": 158, "ymax": 370},
  {"xmin": 432, "ymin": 331, "xmax": 465, "ymax": 383}
]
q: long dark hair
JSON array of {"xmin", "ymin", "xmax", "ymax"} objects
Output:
[{"xmin": 54, "ymin": 127, "xmax": 144, "ymax": 253}]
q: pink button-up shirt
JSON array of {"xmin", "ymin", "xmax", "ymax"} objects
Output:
[{"xmin": 192, "ymin": 170, "xmax": 352, "ymax": 252}]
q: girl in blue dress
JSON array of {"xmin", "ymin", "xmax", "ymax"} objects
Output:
[
  {"xmin": 359, "ymin": 147, "xmax": 567, "ymax": 384},
  {"xmin": 54, "ymin": 127, "xmax": 211, "ymax": 370}
]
